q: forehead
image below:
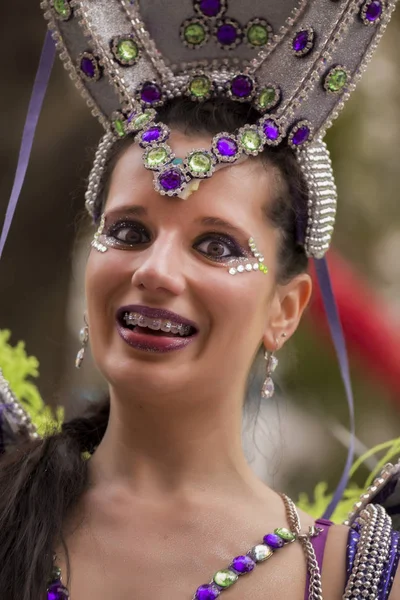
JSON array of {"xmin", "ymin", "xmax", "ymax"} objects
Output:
[{"xmin": 105, "ymin": 131, "xmax": 277, "ymax": 229}]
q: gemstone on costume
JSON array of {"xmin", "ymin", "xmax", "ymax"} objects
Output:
[
  {"xmin": 263, "ymin": 119, "xmax": 279, "ymax": 141},
  {"xmin": 195, "ymin": 583, "xmax": 221, "ymax": 600},
  {"xmin": 212, "ymin": 134, "xmax": 241, "ymax": 163},
  {"xmin": 275, "ymin": 527, "xmax": 296, "ymax": 541},
  {"xmin": 128, "ymin": 110, "xmax": 155, "ymax": 132},
  {"xmin": 245, "ymin": 19, "xmax": 271, "ymax": 47},
  {"xmin": 187, "ymin": 151, "xmax": 214, "ymax": 177},
  {"xmin": 255, "ymin": 86, "xmax": 281, "ymax": 111},
  {"xmin": 140, "ymin": 82, "xmax": 163, "ymax": 105},
  {"xmin": 113, "ymin": 117, "xmax": 126, "ymax": 138},
  {"xmin": 112, "ymin": 36, "xmax": 139, "ymax": 65},
  {"xmin": 230, "ymin": 75, "xmax": 254, "ymax": 99},
  {"xmin": 189, "ymin": 75, "xmax": 212, "ymax": 99},
  {"xmin": 261, "ymin": 376, "xmax": 274, "ymax": 398},
  {"xmin": 217, "ymin": 137, "xmax": 237, "ymax": 157},
  {"xmin": 158, "ymin": 167, "xmax": 186, "ymax": 193},
  {"xmin": 263, "ymin": 533, "xmax": 285, "ymax": 549},
  {"xmin": 249, "ymin": 544, "xmax": 273, "ymax": 562},
  {"xmin": 213, "ymin": 569, "xmax": 238, "ymax": 588},
  {"xmin": 324, "ymin": 66, "xmax": 349, "ymax": 93},
  {"xmin": 143, "ymin": 146, "xmax": 171, "ymax": 170},
  {"xmin": 47, "ymin": 582, "xmax": 69, "ymax": 600},
  {"xmin": 360, "ymin": 0, "xmax": 383, "ymax": 24},
  {"xmin": 239, "ymin": 127, "xmax": 263, "ymax": 155},
  {"xmin": 292, "ymin": 28, "xmax": 315, "ymax": 56},
  {"xmin": 182, "ymin": 19, "xmax": 209, "ymax": 47},
  {"xmin": 215, "ymin": 19, "xmax": 242, "ymax": 48},
  {"xmin": 288, "ymin": 120, "xmax": 312, "ymax": 147},
  {"xmin": 231, "ymin": 554, "xmax": 256, "ymax": 574},
  {"xmin": 78, "ymin": 53, "xmax": 101, "ymax": 81},
  {"xmin": 195, "ymin": 0, "xmax": 225, "ymax": 18},
  {"xmin": 53, "ymin": 0, "xmax": 72, "ymax": 20},
  {"xmin": 141, "ymin": 126, "xmax": 163, "ymax": 144}
]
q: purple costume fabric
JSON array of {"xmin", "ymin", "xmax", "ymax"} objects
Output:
[{"xmin": 304, "ymin": 518, "xmax": 334, "ymax": 600}]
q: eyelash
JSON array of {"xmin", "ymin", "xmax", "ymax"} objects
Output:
[{"xmin": 104, "ymin": 219, "xmax": 246, "ymax": 261}]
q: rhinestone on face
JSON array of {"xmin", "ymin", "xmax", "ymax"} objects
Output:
[
  {"xmin": 143, "ymin": 145, "xmax": 173, "ymax": 170},
  {"xmin": 78, "ymin": 52, "xmax": 101, "ymax": 81},
  {"xmin": 212, "ymin": 133, "xmax": 241, "ymax": 163},
  {"xmin": 52, "ymin": 0, "xmax": 72, "ymax": 20},
  {"xmin": 288, "ymin": 120, "xmax": 312, "ymax": 148},
  {"xmin": 229, "ymin": 75, "xmax": 254, "ymax": 100},
  {"xmin": 255, "ymin": 85, "xmax": 281, "ymax": 112},
  {"xmin": 238, "ymin": 126, "xmax": 264, "ymax": 155},
  {"xmin": 292, "ymin": 28, "xmax": 315, "ymax": 56},
  {"xmin": 231, "ymin": 555, "xmax": 256, "ymax": 574},
  {"xmin": 249, "ymin": 544, "xmax": 273, "ymax": 562},
  {"xmin": 213, "ymin": 569, "xmax": 238, "ymax": 588},
  {"xmin": 194, "ymin": 0, "xmax": 226, "ymax": 19},
  {"xmin": 214, "ymin": 18, "xmax": 242, "ymax": 49},
  {"xmin": 181, "ymin": 18, "xmax": 209, "ymax": 48},
  {"xmin": 275, "ymin": 527, "xmax": 296, "ymax": 542},
  {"xmin": 360, "ymin": 0, "xmax": 384, "ymax": 24},
  {"xmin": 245, "ymin": 18, "xmax": 272, "ymax": 47},
  {"xmin": 186, "ymin": 151, "xmax": 215, "ymax": 178},
  {"xmin": 188, "ymin": 75, "xmax": 213, "ymax": 100},
  {"xmin": 111, "ymin": 36, "xmax": 140, "ymax": 66},
  {"xmin": 324, "ymin": 65, "xmax": 350, "ymax": 93},
  {"xmin": 195, "ymin": 583, "xmax": 221, "ymax": 600}
]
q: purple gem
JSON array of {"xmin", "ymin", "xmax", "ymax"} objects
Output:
[
  {"xmin": 141, "ymin": 126, "xmax": 162, "ymax": 143},
  {"xmin": 199, "ymin": 0, "xmax": 221, "ymax": 17},
  {"xmin": 216, "ymin": 136, "xmax": 238, "ymax": 157},
  {"xmin": 217, "ymin": 23, "xmax": 238, "ymax": 46},
  {"xmin": 263, "ymin": 119, "xmax": 280, "ymax": 141},
  {"xmin": 159, "ymin": 168, "xmax": 184, "ymax": 191},
  {"xmin": 365, "ymin": 0, "xmax": 383, "ymax": 21},
  {"xmin": 80, "ymin": 56, "xmax": 96, "ymax": 78},
  {"xmin": 292, "ymin": 124, "xmax": 310, "ymax": 146},
  {"xmin": 47, "ymin": 582, "xmax": 69, "ymax": 600},
  {"xmin": 293, "ymin": 30, "xmax": 311, "ymax": 53},
  {"xmin": 231, "ymin": 555, "xmax": 256, "ymax": 574},
  {"xmin": 140, "ymin": 82, "xmax": 162, "ymax": 104},
  {"xmin": 231, "ymin": 75, "xmax": 253, "ymax": 98},
  {"xmin": 195, "ymin": 584, "xmax": 220, "ymax": 600},
  {"xmin": 263, "ymin": 533, "xmax": 284, "ymax": 549}
]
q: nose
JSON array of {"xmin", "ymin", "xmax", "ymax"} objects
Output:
[{"xmin": 130, "ymin": 234, "xmax": 186, "ymax": 296}]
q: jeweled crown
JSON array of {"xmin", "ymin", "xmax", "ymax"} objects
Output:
[{"xmin": 42, "ymin": 0, "xmax": 397, "ymax": 257}]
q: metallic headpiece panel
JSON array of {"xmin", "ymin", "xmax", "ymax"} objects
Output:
[{"xmin": 42, "ymin": 0, "xmax": 397, "ymax": 257}]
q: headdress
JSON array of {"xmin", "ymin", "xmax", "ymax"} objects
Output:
[{"xmin": 0, "ymin": 0, "xmax": 397, "ymax": 516}]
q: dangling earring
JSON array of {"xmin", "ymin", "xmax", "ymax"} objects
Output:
[
  {"xmin": 75, "ymin": 318, "xmax": 89, "ymax": 369},
  {"xmin": 261, "ymin": 333, "xmax": 286, "ymax": 399}
]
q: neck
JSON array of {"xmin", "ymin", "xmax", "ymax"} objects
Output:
[{"xmin": 89, "ymin": 384, "xmax": 266, "ymax": 502}]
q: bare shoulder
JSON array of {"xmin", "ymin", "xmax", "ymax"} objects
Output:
[
  {"xmin": 390, "ymin": 567, "xmax": 400, "ymax": 600},
  {"xmin": 321, "ymin": 523, "xmax": 348, "ymax": 600}
]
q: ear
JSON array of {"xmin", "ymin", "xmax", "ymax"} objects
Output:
[{"xmin": 263, "ymin": 273, "xmax": 312, "ymax": 350}]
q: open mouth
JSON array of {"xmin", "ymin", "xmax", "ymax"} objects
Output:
[{"xmin": 119, "ymin": 312, "xmax": 197, "ymax": 339}]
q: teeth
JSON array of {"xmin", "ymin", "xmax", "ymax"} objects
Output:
[{"xmin": 124, "ymin": 313, "xmax": 192, "ymax": 336}]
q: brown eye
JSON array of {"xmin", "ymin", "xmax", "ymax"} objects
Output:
[
  {"xmin": 107, "ymin": 221, "xmax": 150, "ymax": 245},
  {"xmin": 205, "ymin": 241, "xmax": 227, "ymax": 257},
  {"xmin": 195, "ymin": 234, "xmax": 244, "ymax": 261}
]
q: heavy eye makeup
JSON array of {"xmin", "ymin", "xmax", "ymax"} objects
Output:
[{"xmin": 100, "ymin": 217, "xmax": 249, "ymax": 263}]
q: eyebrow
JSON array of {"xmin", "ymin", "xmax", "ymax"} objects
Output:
[{"xmin": 105, "ymin": 205, "xmax": 148, "ymax": 218}]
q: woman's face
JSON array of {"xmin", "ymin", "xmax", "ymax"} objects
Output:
[{"xmin": 85, "ymin": 130, "xmax": 309, "ymax": 400}]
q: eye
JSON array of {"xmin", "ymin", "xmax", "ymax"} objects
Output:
[
  {"xmin": 106, "ymin": 220, "xmax": 151, "ymax": 246},
  {"xmin": 194, "ymin": 234, "xmax": 245, "ymax": 261}
]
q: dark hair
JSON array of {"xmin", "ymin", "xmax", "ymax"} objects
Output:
[{"xmin": 0, "ymin": 97, "xmax": 309, "ymax": 600}]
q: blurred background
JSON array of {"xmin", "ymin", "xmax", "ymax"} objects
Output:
[{"xmin": 0, "ymin": 3, "xmax": 399, "ymax": 501}]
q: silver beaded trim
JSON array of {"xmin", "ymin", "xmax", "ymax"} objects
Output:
[
  {"xmin": 85, "ymin": 131, "xmax": 116, "ymax": 218},
  {"xmin": 296, "ymin": 139, "xmax": 337, "ymax": 259},
  {"xmin": 344, "ymin": 504, "xmax": 392, "ymax": 599},
  {"xmin": 0, "ymin": 368, "xmax": 40, "ymax": 442}
]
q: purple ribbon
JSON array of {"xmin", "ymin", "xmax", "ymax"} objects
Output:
[
  {"xmin": 314, "ymin": 257, "xmax": 355, "ymax": 519},
  {"xmin": 0, "ymin": 31, "xmax": 56, "ymax": 260}
]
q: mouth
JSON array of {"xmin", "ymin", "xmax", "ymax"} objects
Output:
[{"xmin": 116, "ymin": 305, "xmax": 199, "ymax": 353}]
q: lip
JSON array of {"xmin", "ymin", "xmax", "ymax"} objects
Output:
[{"xmin": 116, "ymin": 304, "xmax": 199, "ymax": 354}]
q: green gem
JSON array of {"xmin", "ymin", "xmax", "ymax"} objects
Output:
[
  {"xmin": 117, "ymin": 39, "xmax": 139, "ymax": 62},
  {"xmin": 240, "ymin": 130, "xmax": 262, "ymax": 152},
  {"xmin": 188, "ymin": 152, "xmax": 212, "ymax": 174},
  {"xmin": 326, "ymin": 68, "xmax": 348, "ymax": 92},
  {"xmin": 184, "ymin": 23, "xmax": 206, "ymax": 45},
  {"xmin": 258, "ymin": 87, "xmax": 277, "ymax": 110},
  {"xmin": 189, "ymin": 76, "xmax": 211, "ymax": 98},
  {"xmin": 275, "ymin": 527, "xmax": 295, "ymax": 542},
  {"xmin": 53, "ymin": 0, "xmax": 70, "ymax": 18},
  {"xmin": 247, "ymin": 24, "xmax": 269, "ymax": 46},
  {"xmin": 213, "ymin": 569, "xmax": 238, "ymax": 588},
  {"xmin": 145, "ymin": 147, "xmax": 170, "ymax": 168},
  {"xmin": 132, "ymin": 112, "xmax": 153, "ymax": 130},
  {"xmin": 113, "ymin": 118, "xmax": 125, "ymax": 138}
]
